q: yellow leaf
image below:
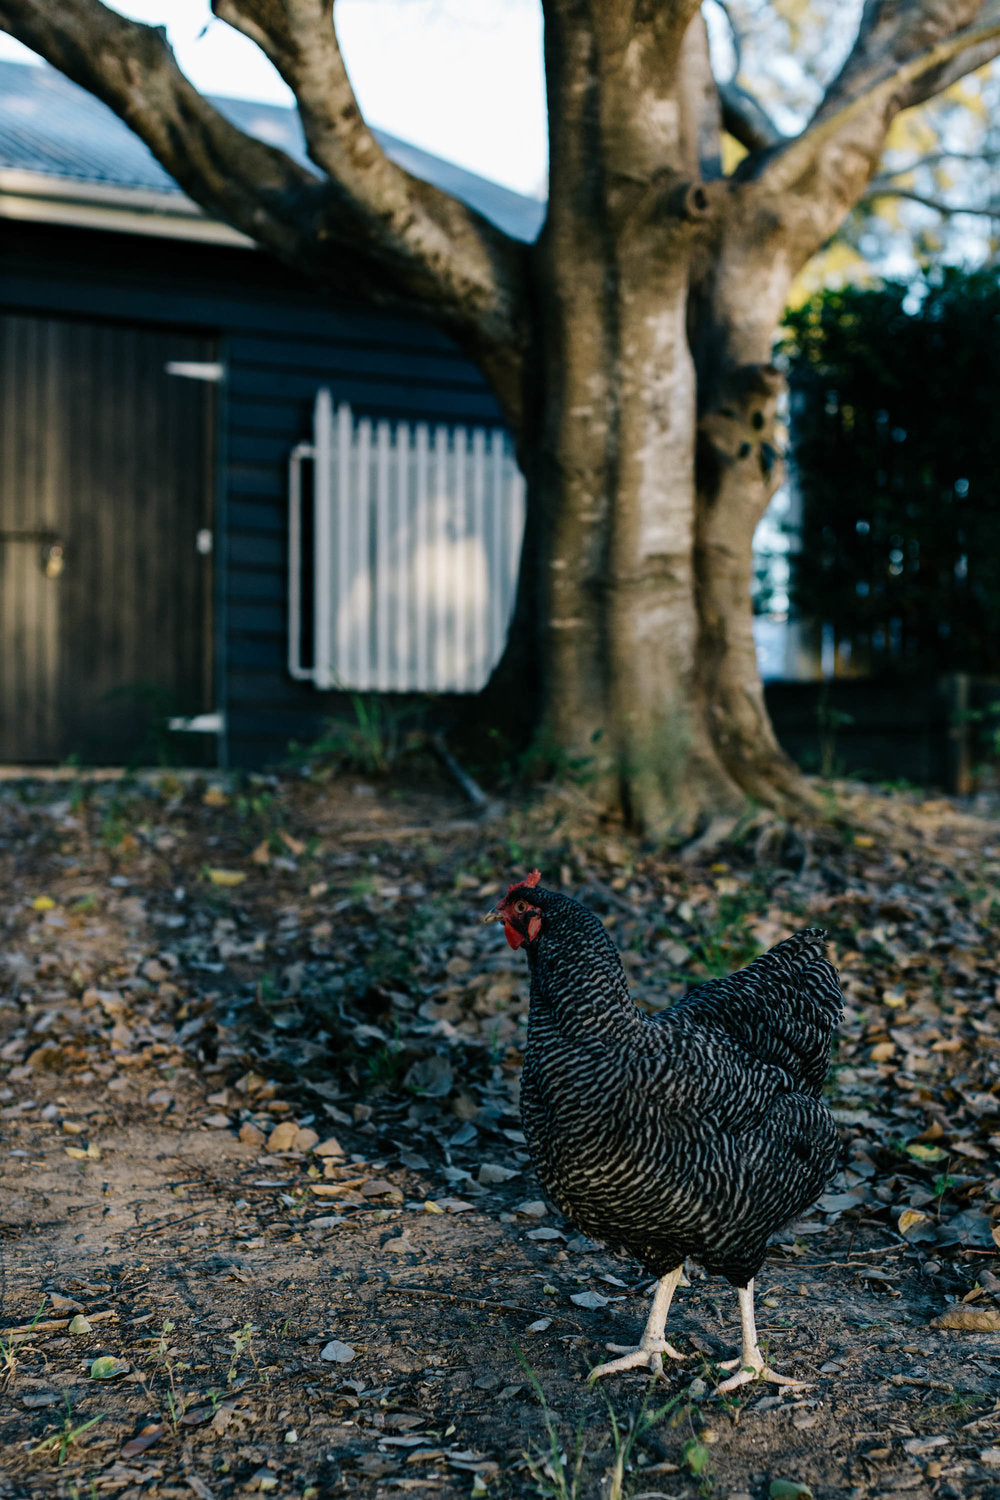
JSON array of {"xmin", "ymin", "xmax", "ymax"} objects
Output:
[
  {"xmin": 870, "ymin": 1041, "xmax": 896, "ymax": 1062},
  {"xmin": 202, "ymin": 786, "xmax": 229, "ymax": 807},
  {"xmin": 853, "ymin": 834, "xmax": 875, "ymax": 848},
  {"xmin": 898, "ymin": 1209, "xmax": 928, "ymax": 1236},
  {"xmin": 32, "ymin": 895, "xmax": 56, "ymax": 911},
  {"xmin": 206, "ymin": 868, "xmax": 246, "ymax": 887},
  {"xmin": 423, "ymin": 1200, "xmax": 445, "ymax": 1215},
  {"xmin": 882, "ymin": 988, "xmax": 907, "ymax": 1008},
  {"xmin": 906, "ymin": 1142, "xmax": 946, "ymax": 1163}
]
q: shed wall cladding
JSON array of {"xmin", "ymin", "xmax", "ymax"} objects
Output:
[{"xmin": 0, "ymin": 221, "xmax": 506, "ymax": 769}]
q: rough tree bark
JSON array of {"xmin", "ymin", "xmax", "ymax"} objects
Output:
[{"xmin": 3, "ymin": 0, "xmax": 1000, "ymax": 834}]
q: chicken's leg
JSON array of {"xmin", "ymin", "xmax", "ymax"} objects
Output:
[
  {"xmin": 715, "ymin": 1280, "xmax": 809, "ymax": 1395},
  {"xmin": 588, "ymin": 1265, "xmax": 686, "ymax": 1380}
]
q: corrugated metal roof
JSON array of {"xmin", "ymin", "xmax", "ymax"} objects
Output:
[{"xmin": 0, "ymin": 58, "xmax": 544, "ymax": 243}]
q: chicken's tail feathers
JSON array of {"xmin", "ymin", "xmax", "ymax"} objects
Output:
[
  {"xmin": 749, "ymin": 925, "xmax": 844, "ymax": 1024},
  {"xmin": 669, "ymin": 924, "xmax": 843, "ymax": 1096},
  {"xmin": 760, "ymin": 926, "xmax": 829, "ymax": 965}
]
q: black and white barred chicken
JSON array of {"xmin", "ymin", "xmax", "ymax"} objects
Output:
[{"xmin": 483, "ymin": 871, "xmax": 842, "ymax": 1391}]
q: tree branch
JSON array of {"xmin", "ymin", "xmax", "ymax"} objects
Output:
[
  {"xmin": 816, "ymin": 0, "xmax": 1000, "ymax": 120},
  {"xmin": 879, "ymin": 146, "xmax": 1000, "ymax": 171},
  {"xmin": 861, "ymin": 182, "xmax": 1000, "ymax": 215},
  {"xmin": 0, "ymin": 0, "xmax": 532, "ymax": 428},
  {"xmin": 701, "ymin": 2, "xmax": 1000, "ymax": 359},
  {"xmin": 209, "ymin": 0, "xmax": 531, "ymax": 415},
  {"xmin": 753, "ymin": 6, "xmax": 1000, "ymax": 204},
  {"xmin": 718, "ymin": 78, "xmax": 784, "ymax": 152}
]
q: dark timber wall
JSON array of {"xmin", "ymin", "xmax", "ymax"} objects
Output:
[
  {"xmin": 0, "ymin": 311, "xmax": 216, "ymax": 763},
  {"xmin": 0, "ymin": 220, "xmax": 503, "ymax": 768}
]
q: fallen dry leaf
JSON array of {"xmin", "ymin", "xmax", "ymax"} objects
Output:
[
  {"xmin": 267, "ymin": 1121, "xmax": 301, "ymax": 1152},
  {"xmin": 121, "ymin": 1423, "xmax": 167, "ymax": 1459},
  {"xmin": 313, "ymin": 1136, "xmax": 345, "ymax": 1157},
  {"xmin": 932, "ymin": 1306, "xmax": 1000, "ymax": 1332},
  {"xmin": 320, "ymin": 1340, "xmax": 355, "ymax": 1363}
]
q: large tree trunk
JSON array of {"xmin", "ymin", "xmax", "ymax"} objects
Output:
[
  {"xmin": 491, "ymin": 6, "xmax": 814, "ymax": 838},
  {"xmin": 529, "ymin": 251, "xmax": 748, "ymax": 837}
]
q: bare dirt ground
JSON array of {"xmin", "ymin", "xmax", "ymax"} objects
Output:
[{"xmin": 1, "ymin": 768, "xmax": 1000, "ymax": 1500}]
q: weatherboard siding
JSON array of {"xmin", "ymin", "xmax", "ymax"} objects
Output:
[{"xmin": 0, "ymin": 220, "xmax": 505, "ymax": 768}]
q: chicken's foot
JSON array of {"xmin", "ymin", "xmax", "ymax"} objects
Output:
[
  {"xmin": 715, "ymin": 1280, "xmax": 810, "ymax": 1395},
  {"xmin": 588, "ymin": 1266, "xmax": 686, "ymax": 1381}
]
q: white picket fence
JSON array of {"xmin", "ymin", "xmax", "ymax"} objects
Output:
[{"xmin": 288, "ymin": 389, "xmax": 526, "ymax": 693}]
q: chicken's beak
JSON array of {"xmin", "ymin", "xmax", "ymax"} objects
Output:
[{"xmin": 481, "ymin": 904, "xmax": 503, "ymax": 924}]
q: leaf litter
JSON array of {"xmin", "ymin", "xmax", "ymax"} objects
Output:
[{"xmin": 1, "ymin": 772, "xmax": 1000, "ymax": 1496}]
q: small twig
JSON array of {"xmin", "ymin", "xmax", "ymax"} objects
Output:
[
  {"xmin": 0, "ymin": 1309, "xmax": 116, "ymax": 1339},
  {"xmin": 961, "ymin": 1407, "xmax": 1000, "ymax": 1431},
  {"xmin": 338, "ymin": 820, "xmax": 480, "ymax": 844},
  {"xmin": 384, "ymin": 1284, "xmax": 580, "ymax": 1326},
  {"xmin": 429, "ymin": 734, "xmax": 491, "ymax": 810},
  {"xmin": 890, "ymin": 1374, "xmax": 959, "ymax": 1393},
  {"xmin": 783, "ymin": 1245, "xmax": 905, "ymax": 1266},
  {"xmin": 122, "ymin": 1211, "xmax": 205, "ymax": 1243}
]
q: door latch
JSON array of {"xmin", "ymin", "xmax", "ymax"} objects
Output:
[{"xmin": 0, "ymin": 530, "xmax": 64, "ymax": 578}]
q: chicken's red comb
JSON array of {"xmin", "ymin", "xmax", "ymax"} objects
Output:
[{"xmin": 507, "ymin": 868, "xmax": 541, "ymax": 894}]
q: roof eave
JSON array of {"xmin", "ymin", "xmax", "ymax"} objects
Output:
[{"xmin": 0, "ymin": 168, "xmax": 255, "ymax": 247}]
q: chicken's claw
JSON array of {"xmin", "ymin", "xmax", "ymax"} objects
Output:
[
  {"xmin": 587, "ymin": 1339, "xmax": 686, "ymax": 1382},
  {"xmin": 715, "ymin": 1351, "xmax": 810, "ymax": 1396}
]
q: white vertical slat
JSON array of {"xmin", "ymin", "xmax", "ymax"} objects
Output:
[
  {"xmin": 489, "ymin": 430, "xmax": 506, "ymax": 671},
  {"xmin": 471, "ymin": 428, "xmax": 486, "ymax": 688},
  {"xmin": 333, "ymin": 400, "xmax": 353, "ymax": 690},
  {"xmin": 394, "ymin": 421, "xmax": 411, "ymax": 693},
  {"xmin": 374, "ymin": 419, "xmax": 392, "ymax": 691},
  {"xmin": 414, "ymin": 422, "xmax": 430, "ymax": 692},
  {"xmin": 352, "ymin": 417, "xmax": 372, "ymax": 690},
  {"xmin": 432, "ymin": 425, "xmax": 449, "ymax": 691},
  {"xmin": 506, "ymin": 454, "xmax": 526, "ymax": 629},
  {"xmin": 313, "ymin": 388, "xmax": 335, "ymax": 689},
  {"xmin": 452, "ymin": 426, "xmax": 468, "ymax": 690}
]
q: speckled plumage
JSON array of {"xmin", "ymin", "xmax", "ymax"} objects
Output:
[{"xmin": 514, "ymin": 888, "xmax": 843, "ymax": 1288}]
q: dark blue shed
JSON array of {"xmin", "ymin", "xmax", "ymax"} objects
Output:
[{"xmin": 0, "ymin": 59, "xmax": 543, "ymax": 768}]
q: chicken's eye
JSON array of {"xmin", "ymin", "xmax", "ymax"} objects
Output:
[{"xmin": 514, "ymin": 900, "xmax": 528, "ymax": 914}]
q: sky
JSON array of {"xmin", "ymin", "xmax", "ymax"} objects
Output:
[{"xmin": 0, "ymin": 0, "xmax": 549, "ymax": 198}]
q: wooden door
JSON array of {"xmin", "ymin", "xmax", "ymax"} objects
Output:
[{"xmin": 0, "ymin": 313, "xmax": 216, "ymax": 763}]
